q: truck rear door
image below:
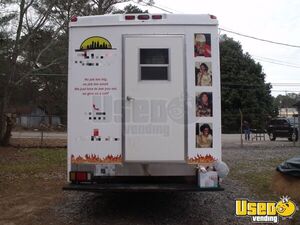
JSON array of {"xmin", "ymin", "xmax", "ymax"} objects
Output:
[{"xmin": 124, "ymin": 35, "xmax": 185, "ymax": 162}]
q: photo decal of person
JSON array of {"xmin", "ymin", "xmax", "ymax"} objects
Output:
[
  {"xmin": 196, "ymin": 123, "xmax": 213, "ymax": 148},
  {"xmin": 195, "ymin": 62, "xmax": 212, "ymax": 86},
  {"xmin": 196, "ymin": 92, "xmax": 213, "ymax": 117},
  {"xmin": 194, "ymin": 33, "xmax": 211, "ymax": 57}
]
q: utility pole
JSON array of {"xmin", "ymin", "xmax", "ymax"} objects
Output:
[
  {"xmin": 292, "ymin": 101, "xmax": 300, "ymax": 144},
  {"xmin": 293, "ymin": 115, "xmax": 296, "ymax": 147},
  {"xmin": 285, "ymin": 91, "xmax": 288, "ymax": 117},
  {"xmin": 239, "ymin": 108, "xmax": 243, "ymax": 147}
]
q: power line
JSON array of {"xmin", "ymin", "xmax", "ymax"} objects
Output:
[
  {"xmin": 223, "ymin": 82, "xmax": 300, "ymax": 86},
  {"xmin": 224, "ymin": 82, "xmax": 300, "ymax": 86},
  {"xmin": 271, "ymin": 83, "xmax": 300, "ymax": 86},
  {"xmin": 252, "ymin": 55, "xmax": 300, "ymax": 65},
  {"xmin": 253, "ymin": 57, "xmax": 300, "ymax": 69},
  {"xmin": 1, "ymin": 73, "xmax": 67, "ymax": 77},
  {"xmin": 151, "ymin": 2, "xmax": 183, "ymax": 13},
  {"xmin": 222, "ymin": 87, "xmax": 300, "ymax": 93},
  {"xmin": 219, "ymin": 28, "xmax": 300, "ymax": 48},
  {"xmin": 133, "ymin": 0, "xmax": 174, "ymax": 13},
  {"xmin": 134, "ymin": 1, "xmax": 300, "ymax": 49},
  {"xmin": 268, "ymin": 89, "xmax": 300, "ymax": 92}
]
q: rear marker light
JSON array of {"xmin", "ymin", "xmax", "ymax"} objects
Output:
[
  {"xmin": 70, "ymin": 16, "xmax": 78, "ymax": 22},
  {"xmin": 76, "ymin": 172, "xmax": 87, "ymax": 182},
  {"xmin": 125, "ymin": 15, "xmax": 135, "ymax": 20},
  {"xmin": 137, "ymin": 15, "xmax": 150, "ymax": 20},
  {"xmin": 152, "ymin": 15, "xmax": 162, "ymax": 20},
  {"xmin": 209, "ymin": 15, "xmax": 217, "ymax": 19},
  {"xmin": 70, "ymin": 171, "xmax": 92, "ymax": 183}
]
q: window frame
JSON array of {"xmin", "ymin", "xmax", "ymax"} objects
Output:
[{"xmin": 138, "ymin": 48, "xmax": 170, "ymax": 81}]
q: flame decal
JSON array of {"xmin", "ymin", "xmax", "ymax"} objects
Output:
[
  {"xmin": 71, "ymin": 154, "xmax": 122, "ymax": 164},
  {"xmin": 188, "ymin": 154, "xmax": 217, "ymax": 164}
]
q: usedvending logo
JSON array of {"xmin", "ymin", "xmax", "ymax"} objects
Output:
[{"xmin": 235, "ymin": 196, "xmax": 298, "ymax": 223}]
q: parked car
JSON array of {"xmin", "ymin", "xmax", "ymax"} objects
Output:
[{"xmin": 266, "ymin": 117, "xmax": 298, "ymax": 141}]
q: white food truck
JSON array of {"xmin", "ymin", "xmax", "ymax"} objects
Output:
[{"xmin": 65, "ymin": 14, "xmax": 223, "ymax": 191}]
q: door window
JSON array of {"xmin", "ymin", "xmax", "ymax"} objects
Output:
[{"xmin": 139, "ymin": 48, "xmax": 169, "ymax": 80}]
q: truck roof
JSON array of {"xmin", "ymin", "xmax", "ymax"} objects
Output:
[{"xmin": 69, "ymin": 14, "xmax": 218, "ymax": 27}]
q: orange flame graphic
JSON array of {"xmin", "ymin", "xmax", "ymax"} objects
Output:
[
  {"xmin": 71, "ymin": 154, "xmax": 122, "ymax": 164},
  {"xmin": 188, "ymin": 154, "xmax": 217, "ymax": 164}
]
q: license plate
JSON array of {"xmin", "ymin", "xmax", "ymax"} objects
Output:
[{"xmin": 95, "ymin": 164, "xmax": 116, "ymax": 176}]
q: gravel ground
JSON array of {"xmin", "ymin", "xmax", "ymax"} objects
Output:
[
  {"xmin": 1, "ymin": 134, "xmax": 299, "ymax": 225},
  {"xmin": 50, "ymin": 137, "xmax": 298, "ymax": 225},
  {"xmin": 50, "ymin": 179, "xmax": 255, "ymax": 225}
]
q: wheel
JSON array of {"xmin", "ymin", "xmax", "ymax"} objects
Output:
[{"xmin": 269, "ymin": 132, "xmax": 276, "ymax": 141}]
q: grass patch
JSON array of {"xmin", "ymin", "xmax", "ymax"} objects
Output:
[
  {"xmin": 229, "ymin": 156, "xmax": 300, "ymax": 224},
  {"xmin": 229, "ymin": 156, "xmax": 293, "ymax": 198},
  {"xmin": 292, "ymin": 212, "xmax": 300, "ymax": 225},
  {"xmin": 0, "ymin": 148, "xmax": 67, "ymax": 175},
  {"xmin": 230, "ymin": 167, "xmax": 277, "ymax": 199}
]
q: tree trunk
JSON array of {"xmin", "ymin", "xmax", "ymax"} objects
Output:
[
  {"xmin": 2, "ymin": 115, "xmax": 13, "ymax": 146},
  {"xmin": 0, "ymin": 86, "xmax": 10, "ymax": 146},
  {"xmin": 0, "ymin": 101, "xmax": 6, "ymax": 142}
]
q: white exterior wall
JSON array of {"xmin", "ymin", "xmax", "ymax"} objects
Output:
[{"xmin": 68, "ymin": 14, "xmax": 221, "ymax": 173}]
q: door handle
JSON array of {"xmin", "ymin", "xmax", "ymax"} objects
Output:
[{"xmin": 127, "ymin": 96, "xmax": 135, "ymax": 101}]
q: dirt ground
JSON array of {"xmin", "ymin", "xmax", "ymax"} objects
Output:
[{"xmin": 0, "ymin": 135, "xmax": 300, "ymax": 225}]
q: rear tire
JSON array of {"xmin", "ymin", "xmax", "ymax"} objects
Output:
[{"xmin": 269, "ymin": 133, "xmax": 276, "ymax": 141}]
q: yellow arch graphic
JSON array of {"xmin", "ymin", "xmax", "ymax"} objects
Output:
[{"xmin": 80, "ymin": 36, "xmax": 112, "ymax": 50}]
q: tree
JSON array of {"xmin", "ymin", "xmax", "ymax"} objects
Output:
[
  {"xmin": 274, "ymin": 93, "xmax": 298, "ymax": 110},
  {"xmin": 220, "ymin": 35, "xmax": 276, "ymax": 133},
  {"xmin": 113, "ymin": 4, "xmax": 149, "ymax": 14},
  {"xmin": 0, "ymin": 0, "xmax": 147, "ymax": 145},
  {"xmin": 0, "ymin": 0, "xmax": 64, "ymax": 145}
]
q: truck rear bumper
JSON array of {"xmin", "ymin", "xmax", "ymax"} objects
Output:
[{"xmin": 63, "ymin": 183, "xmax": 224, "ymax": 192}]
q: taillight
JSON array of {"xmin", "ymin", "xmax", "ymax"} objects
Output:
[
  {"xmin": 125, "ymin": 15, "xmax": 135, "ymax": 20},
  {"xmin": 152, "ymin": 15, "xmax": 162, "ymax": 20},
  {"xmin": 125, "ymin": 14, "xmax": 163, "ymax": 21},
  {"xmin": 93, "ymin": 129, "xmax": 99, "ymax": 136},
  {"xmin": 137, "ymin": 15, "xmax": 150, "ymax": 20},
  {"xmin": 70, "ymin": 171, "xmax": 92, "ymax": 183},
  {"xmin": 209, "ymin": 15, "xmax": 217, "ymax": 19},
  {"xmin": 76, "ymin": 172, "xmax": 87, "ymax": 181},
  {"xmin": 70, "ymin": 16, "xmax": 78, "ymax": 22}
]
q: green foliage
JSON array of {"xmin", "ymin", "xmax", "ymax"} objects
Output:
[
  {"xmin": 113, "ymin": 4, "xmax": 149, "ymax": 14},
  {"xmin": 220, "ymin": 35, "xmax": 277, "ymax": 133},
  {"xmin": 274, "ymin": 93, "xmax": 299, "ymax": 109},
  {"xmin": 82, "ymin": 0, "xmax": 130, "ymax": 15},
  {"xmin": 9, "ymin": 28, "xmax": 68, "ymax": 118}
]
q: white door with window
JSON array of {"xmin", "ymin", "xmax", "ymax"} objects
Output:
[{"xmin": 124, "ymin": 35, "xmax": 185, "ymax": 162}]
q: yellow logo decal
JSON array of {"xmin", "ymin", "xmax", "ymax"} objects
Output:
[
  {"xmin": 76, "ymin": 36, "xmax": 113, "ymax": 51},
  {"xmin": 275, "ymin": 196, "xmax": 297, "ymax": 218},
  {"xmin": 235, "ymin": 196, "xmax": 298, "ymax": 223}
]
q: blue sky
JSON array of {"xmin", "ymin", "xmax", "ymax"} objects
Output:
[{"xmin": 117, "ymin": 0, "xmax": 300, "ymax": 96}]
